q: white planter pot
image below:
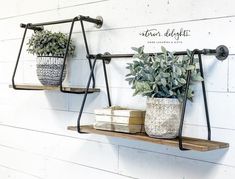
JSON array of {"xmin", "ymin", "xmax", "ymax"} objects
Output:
[
  {"xmin": 145, "ymin": 97, "xmax": 182, "ymax": 139},
  {"xmin": 36, "ymin": 56, "xmax": 66, "ymax": 86}
]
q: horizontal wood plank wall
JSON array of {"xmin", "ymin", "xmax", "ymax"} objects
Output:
[{"xmin": 0, "ymin": 0, "xmax": 234, "ymax": 178}]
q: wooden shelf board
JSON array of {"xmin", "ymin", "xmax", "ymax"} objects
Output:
[
  {"xmin": 68, "ymin": 125, "xmax": 229, "ymax": 152},
  {"xmin": 9, "ymin": 84, "xmax": 100, "ymax": 93}
]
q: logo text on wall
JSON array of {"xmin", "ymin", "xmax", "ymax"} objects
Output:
[{"xmin": 139, "ymin": 28, "xmax": 191, "ymax": 44}]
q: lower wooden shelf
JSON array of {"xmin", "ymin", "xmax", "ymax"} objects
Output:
[
  {"xmin": 9, "ymin": 84, "xmax": 100, "ymax": 93},
  {"xmin": 68, "ymin": 125, "xmax": 229, "ymax": 152}
]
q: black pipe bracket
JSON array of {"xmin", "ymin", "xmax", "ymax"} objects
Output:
[
  {"xmin": 103, "ymin": 52, "xmax": 112, "ymax": 64},
  {"xmin": 20, "ymin": 15, "xmax": 103, "ymax": 31},
  {"xmin": 95, "ymin": 16, "xmax": 103, "ymax": 29},
  {"xmin": 215, "ymin": 45, "xmax": 229, "ymax": 61},
  {"xmin": 20, "ymin": 23, "xmax": 44, "ymax": 31}
]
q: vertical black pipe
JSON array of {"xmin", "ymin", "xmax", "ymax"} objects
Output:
[
  {"xmin": 102, "ymin": 60, "xmax": 112, "ymax": 106},
  {"xmin": 60, "ymin": 17, "xmax": 77, "ymax": 92},
  {"xmin": 178, "ymin": 50, "xmax": 198, "ymax": 150},
  {"xmin": 77, "ymin": 58, "xmax": 97, "ymax": 133},
  {"xmin": 80, "ymin": 20, "xmax": 96, "ymax": 88},
  {"xmin": 12, "ymin": 24, "xmax": 29, "ymax": 89},
  {"xmin": 198, "ymin": 53, "xmax": 211, "ymax": 140}
]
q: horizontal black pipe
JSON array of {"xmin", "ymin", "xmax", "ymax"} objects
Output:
[
  {"xmin": 88, "ymin": 45, "xmax": 229, "ymax": 61},
  {"xmin": 20, "ymin": 23, "xmax": 44, "ymax": 31},
  {"xmin": 89, "ymin": 50, "xmax": 215, "ymax": 59},
  {"xmin": 20, "ymin": 15, "xmax": 102, "ymax": 30}
]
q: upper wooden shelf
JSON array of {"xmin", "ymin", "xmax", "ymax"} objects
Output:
[
  {"xmin": 68, "ymin": 125, "xmax": 229, "ymax": 152},
  {"xmin": 9, "ymin": 84, "xmax": 100, "ymax": 93}
]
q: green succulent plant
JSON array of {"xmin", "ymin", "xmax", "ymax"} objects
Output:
[
  {"xmin": 27, "ymin": 30, "xmax": 75, "ymax": 56},
  {"xmin": 126, "ymin": 46, "xmax": 203, "ymax": 102}
]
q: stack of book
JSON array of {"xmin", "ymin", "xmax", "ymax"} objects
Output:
[{"xmin": 94, "ymin": 106, "xmax": 145, "ymax": 133}]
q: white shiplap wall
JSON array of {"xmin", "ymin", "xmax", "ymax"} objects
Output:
[{"xmin": 0, "ymin": 0, "xmax": 234, "ymax": 178}]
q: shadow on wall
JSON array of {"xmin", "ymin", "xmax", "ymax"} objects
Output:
[
  {"xmin": 72, "ymin": 131, "xmax": 228, "ymax": 179},
  {"xmin": 117, "ymin": 144, "xmax": 229, "ymax": 179}
]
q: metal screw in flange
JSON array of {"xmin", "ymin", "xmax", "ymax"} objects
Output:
[
  {"xmin": 103, "ymin": 52, "xmax": 111, "ymax": 64},
  {"xmin": 215, "ymin": 45, "xmax": 229, "ymax": 61},
  {"xmin": 95, "ymin": 16, "xmax": 103, "ymax": 29}
]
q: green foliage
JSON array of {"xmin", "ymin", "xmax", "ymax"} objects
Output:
[
  {"xmin": 27, "ymin": 30, "xmax": 75, "ymax": 56},
  {"xmin": 126, "ymin": 46, "xmax": 203, "ymax": 102}
]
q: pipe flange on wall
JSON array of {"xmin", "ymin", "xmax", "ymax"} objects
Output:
[
  {"xmin": 215, "ymin": 45, "xmax": 229, "ymax": 61},
  {"xmin": 103, "ymin": 52, "xmax": 111, "ymax": 64},
  {"xmin": 95, "ymin": 16, "xmax": 103, "ymax": 29}
]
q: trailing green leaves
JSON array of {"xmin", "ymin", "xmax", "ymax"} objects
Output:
[
  {"xmin": 27, "ymin": 30, "xmax": 76, "ymax": 57},
  {"xmin": 126, "ymin": 46, "xmax": 203, "ymax": 101}
]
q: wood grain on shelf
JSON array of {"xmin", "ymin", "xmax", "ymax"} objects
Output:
[
  {"xmin": 9, "ymin": 84, "xmax": 100, "ymax": 93},
  {"xmin": 67, "ymin": 125, "xmax": 229, "ymax": 152}
]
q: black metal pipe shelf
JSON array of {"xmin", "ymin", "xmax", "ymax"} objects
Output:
[
  {"xmin": 88, "ymin": 45, "xmax": 229, "ymax": 62},
  {"xmin": 11, "ymin": 14, "xmax": 230, "ymax": 151},
  {"xmin": 12, "ymin": 14, "xmax": 103, "ymax": 92},
  {"xmin": 90, "ymin": 51, "xmax": 215, "ymax": 59},
  {"xmin": 20, "ymin": 15, "xmax": 103, "ymax": 31}
]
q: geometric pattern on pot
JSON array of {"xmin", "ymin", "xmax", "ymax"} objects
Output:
[
  {"xmin": 144, "ymin": 97, "xmax": 182, "ymax": 139},
  {"xmin": 36, "ymin": 56, "xmax": 66, "ymax": 86}
]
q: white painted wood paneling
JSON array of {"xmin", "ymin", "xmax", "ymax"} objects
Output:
[
  {"xmin": 68, "ymin": 87, "xmax": 145, "ymax": 112},
  {"xmin": 0, "ymin": 125, "xmax": 119, "ymax": 174},
  {"xmin": 0, "ymin": 85, "xmax": 69, "ymax": 111},
  {"xmin": 58, "ymin": 0, "xmax": 109, "ymax": 9},
  {"xmin": 66, "ymin": 56, "xmax": 229, "ymax": 92},
  {"xmin": 1, "ymin": 17, "xmax": 235, "ymax": 54},
  {"xmin": 2, "ymin": 77, "xmax": 235, "ymax": 131},
  {"xmin": 2, "ymin": 0, "xmax": 235, "ymax": 23},
  {"xmin": 0, "ymin": 0, "xmax": 235, "ymax": 51},
  {"xmin": 228, "ymin": 56, "xmax": 235, "ymax": 91},
  {"xmin": 118, "ymin": 146, "xmax": 235, "ymax": 179},
  {"xmin": 0, "ymin": 127, "xmax": 60, "ymax": 157},
  {"xmin": 0, "ymin": 39, "xmax": 21, "ymax": 62},
  {"xmin": 45, "ymin": 158, "xmax": 132, "ymax": 179},
  {"xmin": 56, "ymin": 0, "xmax": 235, "ymax": 32},
  {"xmin": 51, "ymin": 137, "xmax": 119, "ymax": 172},
  {"xmin": 0, "ymin": 61, "xmax": 24, "ymax": 84},
  {"xmin": 1, "ymin": 16, "xmax": 235, "ymax": 61},
  {"xmin": 104, "ymin": 124, "xmax": 233, "ymax": 167},
  {"xmin": 0, "ymin": 120, "xmax": 233, "ymax": 167},
  {"xmin": 0, "ymin": 165, "xmax": 40, "ymax": 179},
  {"xmin": 0, "ymin": 146, "xmax": 46, "ymax": 178},
  {"xmin": 0, "ymin": 11, "xmax": 59, "ymax": 41},
  {"xmin": 0, "ymin": 107, "xmax": 78, "ymax": 133},
  {"xmin": 0, "ymin": 111, "xmax": 234, "ymax": 167},
  {"xmin": 0, "ymin": 0, "xmax": 234, "ymax": 179},
  {"xmin": 0, "ymin": 141, "xmax": 129, "ymax": 179},
  {"xmin": 0, "ymin": 0, "xmax": 58, "ymax": 19},
  {"xmin": 183, "ymin": 91, "xmax": 235, "ymax": 130}
]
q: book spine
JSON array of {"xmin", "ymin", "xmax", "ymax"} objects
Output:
[{"xmin": 95, "ymin": 115, "xmax": 144, "ymax": 125}]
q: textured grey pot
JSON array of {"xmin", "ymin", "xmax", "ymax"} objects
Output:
[
  {"xmin": 36, "ymin": 56, "xmax": 66, "ymax": 86},
  {"xmin": 145, "ymin": 97, "xmax": 182, "ymax": 139}
]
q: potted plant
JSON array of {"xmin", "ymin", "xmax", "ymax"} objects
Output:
[
  {"xmin": 126, "ymin": 46, "xmax": 203, "ymax": 138},
  {"xmin": 27, "ymin": 30, "xmax": 75, "ymax": 86}
]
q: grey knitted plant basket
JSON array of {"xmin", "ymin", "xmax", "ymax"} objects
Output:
[{"xmin": 36, "ymin": 56, "xmax": 66, "ymax": 86}]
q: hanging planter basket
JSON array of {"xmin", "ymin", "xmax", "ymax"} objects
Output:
[{"xmin": 36, "ymin": 56, "xmax": 66, "ymax": 86}]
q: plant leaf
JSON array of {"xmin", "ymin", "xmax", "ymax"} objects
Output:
[
  {"xmin": 178, "ymin": 78, "xmax": 186, "ymax": 84},
  {"xmin": 161, "ymin": 46, "xmax": 167, "ymax": 54},
  {"xmin": 161, "ymin": 78, "xmax": 167, "ymax": 87}
]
